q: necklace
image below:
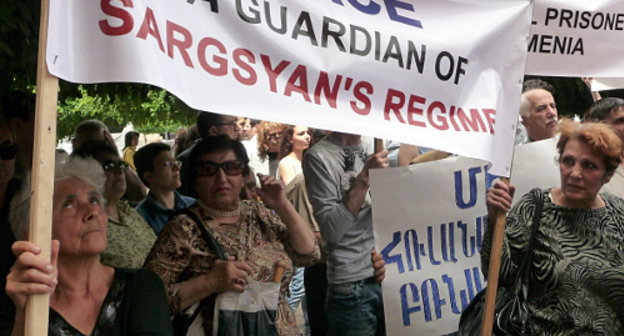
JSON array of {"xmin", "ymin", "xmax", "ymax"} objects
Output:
[{"xmin": 199, "ymin": 201, "xmax": 241, "ymax": 217}]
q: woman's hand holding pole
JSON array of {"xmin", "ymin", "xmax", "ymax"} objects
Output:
[{"xmin": 6, "ymin": 240, "xmax": 60, "ymax": 336}]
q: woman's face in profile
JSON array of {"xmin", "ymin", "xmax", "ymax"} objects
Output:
[
  {"xmin": 559, "ymin": 138, "xmax": 612, "ymax": 205},
  {"xmin": 291, "ymin": 126, "xmax": 310, "ymax": 152},
  {"xmin": 52, "ymin": 178, "xmax": 108, "ymax": 257}
]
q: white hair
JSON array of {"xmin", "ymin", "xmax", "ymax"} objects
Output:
[
  {"xmin": 519, "ymin": 93, "xmax": 531, "ymax": 119},
  {"xmin": 54, "ymin": 153, "xmax": 106, "ymax": 196},
  {"xmin": 10, "ymin": 153, "xmax": 106, "ymax": 240}
]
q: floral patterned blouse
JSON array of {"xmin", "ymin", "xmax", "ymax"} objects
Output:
[
  {"xmin": 101, "ymin": 200, "xmax": 157, "ymax": 269},
  {"xmin": 144, "ymin": 199, "xmax": 320, "ymax": 335}
]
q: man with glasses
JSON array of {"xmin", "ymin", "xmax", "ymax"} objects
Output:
[
  {"xmin": 177, "ymin": 111, "xmax": 241, "ymax": 197},
  {"xmin": 135, "ymin": 143, "xmax": 195, "ymax": 234}
]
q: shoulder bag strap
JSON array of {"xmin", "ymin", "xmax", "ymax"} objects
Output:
[
  {"xmin": 179, "ymin": 208, "xmax": 228, "ymax": 260},
  {"xmin": 517, "ymin": 188, "xmax": 544, "ymax": 282},
  {"xmin": 174, "ymin": 208, "xmax": 229, "ymax": 325}
]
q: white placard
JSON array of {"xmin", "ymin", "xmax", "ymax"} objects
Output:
[
  {"xmin": 371, "ymin": 139, "xmax": 558, "ymax": 335},
  {"xmin": 526, "ymin": 0, "xmax": 624, "ymax": 76},
  {"xmin": 592, "ymin": 78, "xmax": 624, "ymax": 91}
]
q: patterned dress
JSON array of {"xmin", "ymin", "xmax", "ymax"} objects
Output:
[
  {"xmin": 144, "ymin": 199, "xmax": 321, "ymax": 335},
  {"xmin": 101, "ymin": 201, "xmax": 156, "ymax": 269},
  {"xmin": 481, "ymin": 189, "xmax": 624, "ymax": 335}
]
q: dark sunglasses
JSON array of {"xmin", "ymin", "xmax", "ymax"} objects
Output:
[
  {"xmin": 0, "ymin": 143, "xmax": 18, "ymax": 161},
  {"xmin": 196, "ymin": 160, "xmax": 246, "ymax": 177},
  {"xmin": 102, "ymin": 160, "xmax": 129, "ymax": 172}
]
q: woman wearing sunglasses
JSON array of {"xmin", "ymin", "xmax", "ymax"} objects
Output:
[
  {"xmin": 145, "ymin": 136, "xmax": 320, "ymax": 335},
  {"xmin": 72, "ymin": 140, "xmax": 157, "ymax": 270}
]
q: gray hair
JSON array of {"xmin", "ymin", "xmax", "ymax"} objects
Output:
[
  {"xmin": 519, "ymin": 79, "xmax": 555, "ymax": 119},
  {"xmin": 519, "ymin": 94, "xmax": 531, "ymax": 118},
  {"xmin": 10, "ymin": 153, "xmax": 106, "ymax": 240}
]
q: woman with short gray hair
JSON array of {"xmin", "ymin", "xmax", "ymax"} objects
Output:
[{"xmin": 5, "ymin": 154, "xmax": 172, "ymax": 336}]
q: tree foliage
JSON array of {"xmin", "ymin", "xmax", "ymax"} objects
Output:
[
  {"xmin": 57, "ymin": 84, "xmax": 196, "ymax": 139},
  {"xmin": 1, "ymin": 1, "xmax": 196, "ymax": 139}
]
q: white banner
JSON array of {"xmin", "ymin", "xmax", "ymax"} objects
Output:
[
  {"xmin": 371, "ymin": 139, "xmax": 558, "ymax": 335},
  {"xmin": 47, "ymin": 0, "xmax": 531, "ymax": 176},
  {"xmin": 526, "ymin": 0, "xmax": 624, "ymax": 76},
  {"xmin": 592, "ymin": 78, "xmax": 624, "ymax": 91}
]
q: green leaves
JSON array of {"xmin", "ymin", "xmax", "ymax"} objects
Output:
[{"xmin": 56, "ymin": 83, "xmax": 196, "ymax": 138}]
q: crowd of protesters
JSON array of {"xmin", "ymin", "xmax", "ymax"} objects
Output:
[{"xmin": 2, "ymin": 77, "xmax": 624, "ymax": 336}]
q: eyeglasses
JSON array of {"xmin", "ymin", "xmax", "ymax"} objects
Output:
[
  {"xmin": 102, "ymin": 160, "xmax": 129, "ymax": 172},
  {"xmin": 163, "ymin": 160, "xmax": 182, "ymax": 169},
  {"xmin": 196, "ymin": 160, "xmax": 246, "ymax": 177},
  {"xmin": 0, "ymin": 143, "xmax": 18, "ymax": 161}
]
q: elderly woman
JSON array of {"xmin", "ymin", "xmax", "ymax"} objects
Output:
[
  {"xmin": 484, "ymin": 120, "xmax": 624, "ymax": 334},
  {"xmin": 5, "ymin": 154, "xmax": 172, "ymax": 335},
  {"xmin": 72, "ymin": 140, "xmax": 156, "ymax": 269},
  {"xmin": 144, "ymin": 136, "xmax": 320, "ymax": 335}
]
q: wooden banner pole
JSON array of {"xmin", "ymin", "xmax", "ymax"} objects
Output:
[
  {"xmin": 374, "ymin": 138, "xmax": 384, "ymax": 153},
  {"xmin": 24, "ymin": 0, "xmax": 59, "ymax": 334},
  {"xmin": 480, "ymin": 176, "xmax": 511, "ymax": 336}
]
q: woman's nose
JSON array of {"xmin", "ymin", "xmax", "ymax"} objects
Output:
[
  {"xmin": 570, "ymin": 164, "xmax": 583, "ymax": 178},
  {"xmin": 84, "ymin": 211, "xmax": 95, "ymax": 221},
  {"xmin": 216, "ymin": 167, "xmax": 228, "ymax": 181},
  {"xmin": 83, "ymin": 203, "xmax": 100, "ymax": 221}
]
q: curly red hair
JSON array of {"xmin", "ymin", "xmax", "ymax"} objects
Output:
[{"xmin": 557, "ymin": 119, "xmax": 623, "ymax": 174}]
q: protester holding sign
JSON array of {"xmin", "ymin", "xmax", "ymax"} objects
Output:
[
  {"xmin": 5, "ymin": 155, "xmax": 172, "ymax": 336},
  {"xmin": 483, "ymin": 120, "xmax": 624, "ymax": 334}
]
